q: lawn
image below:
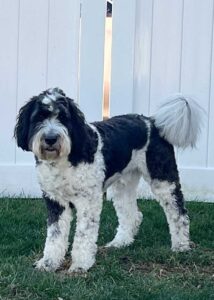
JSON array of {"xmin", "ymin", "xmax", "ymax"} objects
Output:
[{"xmin": 0, "ymin": 198, "xmax": 214, "ymax": 300}]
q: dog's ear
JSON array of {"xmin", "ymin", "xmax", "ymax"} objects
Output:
[
  {"xmin": 65, "ymin": 98, "xmax": 97, "ymax": 165},
  {"xmin": 14, "ymin": 97, "xmax": 37, "ymax": 151},
  {"xmin": 65, "ymin": 97, "xmax": 86, "ymax": 127},
  {"xmin": 65, "ymin": 98, "xmax": 87, "ymax": 161}
]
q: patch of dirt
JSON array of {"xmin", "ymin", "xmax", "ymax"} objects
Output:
[{"xmin": 118, "ymin": 256, "xmax": 214, "ymax": 278}]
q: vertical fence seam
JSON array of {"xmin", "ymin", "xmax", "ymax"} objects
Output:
[
  {"xmin": 15, "ymin": 0, "xmax": 21, "ymax": 164},
  {"xmin": 206, "ymin": 1, "xmax": 214, "ymax": 167}
]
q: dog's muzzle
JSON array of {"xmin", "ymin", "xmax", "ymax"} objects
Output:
[{"xmin": 40, "ymin": 133, "xmax": 61, "ymax": 159}]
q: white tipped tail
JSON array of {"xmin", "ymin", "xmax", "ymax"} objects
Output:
[{"xmin": 153, "ymin": 95, "xmax": 204, "ymax": 148}]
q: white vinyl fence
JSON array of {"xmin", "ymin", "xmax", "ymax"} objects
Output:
[{"xmin": 0, "ymin": 0, "xmax": 214, "ymax": 201}]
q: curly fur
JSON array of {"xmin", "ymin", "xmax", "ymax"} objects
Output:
[{"xmin": 15, "ymin": 88, "xmax": 203, "ymax": 273}]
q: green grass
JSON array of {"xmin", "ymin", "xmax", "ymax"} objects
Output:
[{"xmin": 0, "ymin": 198, "xmax": 214, "ymax": 300}]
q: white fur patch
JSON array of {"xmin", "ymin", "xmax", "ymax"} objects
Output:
[
  {"xmin": 42, "ymin": 97, "xmax": 52, "ymax": 105},
  {"xmin": 41, "ymin": 96, "xmax": 54, "ymax": 112},
  {"xmin": 154, "ymin": 95, "xmax": 205, "ymax": 148},
  {"xmin": 46, "ymin": 88, "xmax": 64, "ymax": 101},
  {"xmin": 105, "ymin": 172, "xmax": 143, "ymax": 248}
]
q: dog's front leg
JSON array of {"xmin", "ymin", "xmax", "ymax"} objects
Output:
[
  {"xmin": 34, "ymin": 197, "xmax": 72, "ymax": 272},
  {"xmin": 69, "ymin": 193, "xmax": 103, "ymax": 273}
]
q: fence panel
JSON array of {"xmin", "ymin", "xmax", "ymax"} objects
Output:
[
  {"xmin": 148, "ymin": 0, "xmax": 184, "ymax": 114},
  {"xmin": 47, "ymin": 0, "xmax": 80, "ymax": 100},
  {"xmin": 133, "ymin": 0, "xmax": 154, "ymax": 116},
  {"xmin": 110, "ymin": 0, "xmax": 136, "ymax": 116},
  {"xmin": 78, "ymin": 0, "xmax": 106, "ymax": 121},
  {"xmin": 208, "ymin": 17, "xmax": 214, "ymax": 167},
  {"xmin": 0, "ymin": 1, "xmax": 19, "ymax": 164},
  {"xmin": 178, "ymin": 0, "xmax": 214, "ymax": 168}
]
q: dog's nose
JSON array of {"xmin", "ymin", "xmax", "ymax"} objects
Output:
[{"xmin": 44, "ymin": 134, "xmax": 58, "ymax": 145}]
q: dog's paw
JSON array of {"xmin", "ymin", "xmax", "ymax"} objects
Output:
[
  {"xmin": 68, "ymin": 264, "xmax": 88, "ymax": 275},
  {"xmin": 105, "ymin": 237, "xmax": 133, "ymax": 248},
  {"xmin": 171, "ymin": 243, "xmax": 191, "ymax": 252},
  {"xmin": 33, "ymin": 257, "xmax": 58, "ymax": 272},
  {"xmin": 105, "ymin": 241, "xmax": 123, "ymax": 248}
]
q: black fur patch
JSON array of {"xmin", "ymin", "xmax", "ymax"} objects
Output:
[
  {"xmin": 146, "ymin": 121, "xmax": 187, "ymax": 215},
  {"xmin": 35, "ymin": 156, "xmax": 42, "ymax": 166},
  {"xmin": 173, "ymin": 182, "xmax": 187, "ymax": 215},
  {"xmin": 58, "ymin": 98, "xmax": 98, "ymax": 166},
  {"xmin": 146, "ymin": 122, "xmax": 179, "ymax": 182},
  {"xmin": 43, "ymin": 194, "xmax": 65, "ymax": 226},
  {"xmin": 69, "ymin": 202, "xmax": 74, "ymax": 209},
  {"xmin": 94, "ymin": 114, "xmax": 148, "ymax": 180},
  {"xmin": 14, "ymin": 96, "xmax": 38, "ymax": 151}
]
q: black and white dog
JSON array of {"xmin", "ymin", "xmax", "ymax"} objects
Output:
[{"xmin": 15, "ymin": 88, "xmax": 203, "ymax": 273}]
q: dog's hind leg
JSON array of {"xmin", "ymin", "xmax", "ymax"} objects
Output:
[
  {"xmin": 150, "ymin": 179, "xmax": 190, "ymax": 251},
  {"xmin": 34, "ymin": 197, "xmax": 72, "ymax": 272},
  {"xmin": 145, "ymin": 133, "xmax": 190, "ymax": 252},
  {"xmin": 105, "ymin": 171, "xmax": 143, "ymax": 248}
]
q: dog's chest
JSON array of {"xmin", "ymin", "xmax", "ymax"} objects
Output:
[
  {"xmin": 36, "ymin": 161, "xmax": 79, "ymax": 202},
  {"xmin": 36, "ymin": 158, "xmax": 104, "ymax": 204}
]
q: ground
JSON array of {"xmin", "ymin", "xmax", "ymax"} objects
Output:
[{"xmin": 0, "ymin": 198, "xmax": 214, "ymax": 300}]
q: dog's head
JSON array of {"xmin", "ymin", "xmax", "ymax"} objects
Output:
[{"xmin": 14, "ymin": 88, "xmax": 94, "ymax": 164}]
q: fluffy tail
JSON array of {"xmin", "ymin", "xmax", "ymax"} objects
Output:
[{"xmin": 153, "ymin": 95, "xmax": 204, "ymax": 148}]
